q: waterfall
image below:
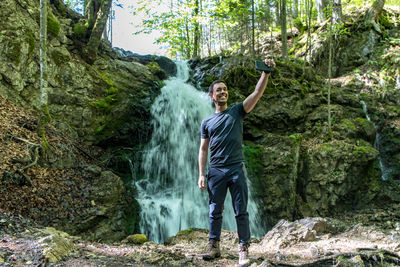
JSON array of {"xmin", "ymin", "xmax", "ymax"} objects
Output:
[
  {"xmin": 360, "ymin": 100, "xmax": 391, "ymax": 180},
  {"xmin": 137, "ymin": 61, "xmax": 264, "ymax": 243}
]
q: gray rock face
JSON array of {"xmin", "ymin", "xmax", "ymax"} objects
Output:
[
  {"xmin": 77, "ymin": 170, "xmax": 128, "ymax": 242},
  {"xmin": 0, "ymin": 0, "xmax": 169, "ymax": 242},
  {"xmin": 0, "ymin": 0, "xmax": 166, "ymax": 147},
  {"xmin": 189, "ymin": 57, "xmax": 387, "ymax": 227}
]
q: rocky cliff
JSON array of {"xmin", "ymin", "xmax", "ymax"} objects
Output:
[
  {"xmin": 189, "ymin": 7, "xmax": 400, "ymax": 227},
  {"xmin": 0, "ymin": 0, "xmax": 399, "ymax": 247},
  {"xmin": 0, "ymin": 0, "xmax": 175, "ymax": 242}
]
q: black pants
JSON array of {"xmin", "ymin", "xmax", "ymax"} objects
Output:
[{"xmin": 207, "ymin": 163, "xmax": 250, "ymax": 244}]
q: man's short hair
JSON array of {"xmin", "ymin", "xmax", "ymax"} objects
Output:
[{"xmin": 209, "ymin": 80, "xmax": 227, "ymax": 94}]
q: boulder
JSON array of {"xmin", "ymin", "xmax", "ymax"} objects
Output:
[{"xmin": 38, "ymin": 227, "xmax": 76, "ymax": 263}]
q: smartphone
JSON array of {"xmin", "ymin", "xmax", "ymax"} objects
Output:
[{"xmin": 255, "ymin": 60, "xmax": 274, "ymax": 73}]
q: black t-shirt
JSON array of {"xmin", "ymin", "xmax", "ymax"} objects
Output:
[{"xmin": 200, "ymin": 102, "xmax": 247, "ymax": 167}]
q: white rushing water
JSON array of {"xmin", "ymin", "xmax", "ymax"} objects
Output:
[
  {"xmin": 360, "ymin": 100, "xmax": 391, "ymax": 180},
  {"xmin": 137, "ymin": 61, "xmax": 263, "ymax": 243}
]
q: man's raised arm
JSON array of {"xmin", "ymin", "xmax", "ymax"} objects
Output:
[
  {"xmin": 243, "ymin": 58, "xmax": 275, "ymax": 113},
  {"xmin": 198, "ymin": 138, "xmax": 210, "ymax": 190}
]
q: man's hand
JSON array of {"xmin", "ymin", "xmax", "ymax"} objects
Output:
[
  {"xmin": 264, "ymin": 57, "xmax": 276, "ymax": 68},
  {"xmin": 198, "ymin": 175, "xmax": 206, "ymax": 190}
]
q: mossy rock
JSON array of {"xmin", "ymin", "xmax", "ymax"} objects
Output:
[
  {"xmin": 26, "ymin": 30, "xmax": 36, "ymax": 59},
  {"xmin": 146, "ymin": 62, "xmax": 168, "ymax": 80},
  {"xmin": 7, "ymin": 40, "xmax": 22, "ymax": 65},
  {"xmin": 243, "ymin": 143, "xmax": 264, "ymax": 178},
  {"xmin": 124, "ymin": 234, "xmax": 147, "ymax": 245},
  {"xmin": 51, "ymin": 49, "xmax": 70, "ymax": 66}
]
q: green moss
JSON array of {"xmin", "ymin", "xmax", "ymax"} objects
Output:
[
  {"xmin": 105, "ymin": 86, "xmax": 119, "ymax": 95},
  {"xmin": 90, "ymin": 72, "xmax": 120, "ymax": 114},
  {"xmin": 8, "ymin": 41, "xmax": 22, "ymax": 64},
  {"xmin": 353, "ymin": 144, "xmax": 375, "ymax": 155},
  {"xmin": 354, "ymin": 117, "xmax": 371, "ymax": 129},
  {"xmin": 51, "ymin": 50, "xmax": 70, "ymax": 66},
  {"xmin": 90, "ymin": 97, "xmax": 116, "ymax": 113},
  {"xmin": 73, "ymin": 22, "xmax": 88, "ymax": 38},
  {"xmin": 176, "ymin": 228, "xmax": 193, "ymax": 236},
  {"xmin": 26, "ymin": 30, "xmax": 36, "ymax": 59},
  {"xmin": 243, "ymin": 143, "xmax": 264, "ymax": 179},
  {"xmin": 341, "ymin": 119, "xmax": 357, "ymax": 131},
  {"xmin": 126, "ymin": 234, "xmax": 147, "ymax": 244},
  {"xmin": 321, "ymin": 143, "xmax": 334, "ymax": 152},
  {"xmin": 47, "ymin": 13, "xmax": 60, "ymax": 37}
]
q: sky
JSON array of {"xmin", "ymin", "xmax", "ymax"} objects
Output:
[{"xmin": 111, "ymin": 0, "xmax": 168, "ymax": 56}]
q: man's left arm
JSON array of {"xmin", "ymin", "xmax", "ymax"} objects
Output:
[{"xmin": 243, "ymin": 58, "xmax": 275, "ymax": 113}]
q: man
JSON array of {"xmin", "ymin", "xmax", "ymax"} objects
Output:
[{"xmin": 198, "ymin": 58, "xmax": 275, "ymax": 267}]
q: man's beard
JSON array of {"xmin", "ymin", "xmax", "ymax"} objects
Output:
[{"xmin": 215, "ymin": 99, "xmax": 227, "ymax": 106}]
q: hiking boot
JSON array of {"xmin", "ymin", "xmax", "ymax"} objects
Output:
[
  {"xmin": 202, "ymin": 239, "xmax": 221, "ymax": 261},
  {"xmin": 238, "ymin": 243, "xmax": 250, "ymax": 267}
]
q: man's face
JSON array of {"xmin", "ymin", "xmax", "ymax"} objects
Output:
[{"xmin": 210, "ymin": 82, "xmax": 228, "ymax": 106}]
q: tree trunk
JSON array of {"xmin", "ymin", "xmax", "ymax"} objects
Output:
[
  {"xmin": 185, "ymin": 18, "xmax": 191, "ymax": 58},
  {"xmin": 281, "ymin": 0, "xmax": 288, "ymax": 60},
  {"xmin": 251, "ymin": 0, "xmax": 255, "ymax": 56},
  {"xmin": 332, "ymin": 0, "xmax": 342, "ymax": 24},
  {"xmin": 365, "ymin": 0, "xmax": 386, "ymax": 32},
  {"xmin": 192, "ymin": 0, "xmax": 200, "ymax": 58},
  {"xmin": 50, "ymin": 0, "xmax": 82, "ymax": 21},
  {"xmin": 327, "ymin": 2, "xmax": 333, "ymax": 136},
  {"xmin": 293, "ymin": 0, "xmax": 299, "ymax": 19},
  {"xmin": 275, "ymin": 0, "xmax": 281, "ymax": 27},
  {"xmin": 39, "ymin": 0, "xmax": 50, "ymax": 139},
  {"xmin": 84, "ymin": 0, "xmax": 112, "ymax": 64},
  {"xmin": 303, "ymin": 0, "xmax": 313, "ymax": 74},
  {"xmin": 316, "ymin": 0, "xmax": 329, "ymax": 22},
  {"xmin": 85, "ymin": 0, "xmax": 101, "ymax": 30}
]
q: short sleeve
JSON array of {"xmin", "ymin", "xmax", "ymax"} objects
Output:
[
  {"xmin": 237, "ymin": 102, "xmax": 247, "ymax": 119},
  {"xmin": 201, "ymin": 120, "xmax": 209, "ymax": 139}
]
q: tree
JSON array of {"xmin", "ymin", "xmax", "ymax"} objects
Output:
[
  {"xmin": 274, "ymin": 0, "xmax": 280, "ymax": 27},
  {"xmin": 192, "ymin": 0, "xmax": 201, "ymax": 58},
  {"xmin": 251, "ymin": 0, "xmax": 255, "ymax": 56},
  {"xmin": 281, "ymin": 0, "xmax": 288, "ymax": 60},
  {"xmin": 292, "ymin": 0, "xmax": 298, "ymax": 19},
  {"xmin": 39, "ymin": 0, "xmax": 50, "ymax": 141},
  {"xmin": 303, "ymin": 0, "xmax": 313, "ymax": 74},
  {"xmin": 332, "ymin": 0, "xmax": 342, "ymax": 24},
  {"xmin": 327, "ymin": 4, "xmax": 333, "ymax": 136},
  {"xmin": 84, "ymin": 0, "xmax": 113, "ymax": 63},
  {"xmin": 365, "ymin": 0, "xmax": 386, "ymax": 33},
  {"xmin": 316, "ymin": 0, "xmax": 329, "ymax": 22}
]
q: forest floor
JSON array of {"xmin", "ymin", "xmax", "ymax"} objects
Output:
[{"xmin": 1, "ymin": 210, "xmax": 400, "ymax": 266}]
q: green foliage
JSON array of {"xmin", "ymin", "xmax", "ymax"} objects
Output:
[
  {"xmin": 47, "ymin": 13, "xmax": 60, "ymax": 37},
  {"xmin": 378, "ymin": 13, "xmax": 393, "ymax": 28},
  {"xmin": 289, "ymin": 133, "xmax": 302, "ymax": 145}
]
